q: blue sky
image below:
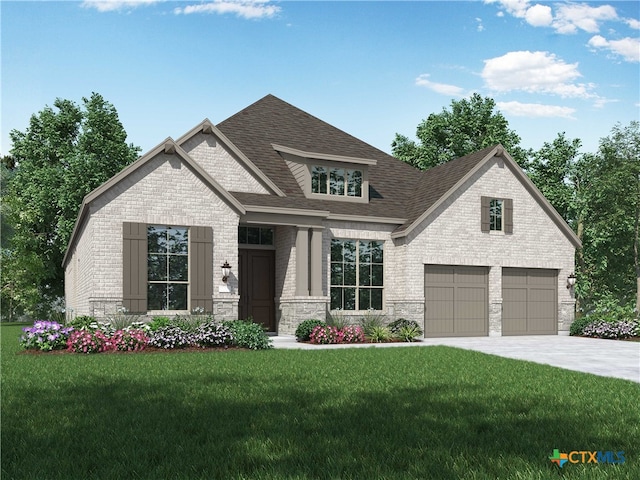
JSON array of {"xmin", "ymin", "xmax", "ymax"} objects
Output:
[{"xmin": 2, "ymin": 1, "xmax": 639, "ymax": 158}]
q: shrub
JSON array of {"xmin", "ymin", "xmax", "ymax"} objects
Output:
[
  {"xmin": 582, "ymin": 320, "xmax": 640, "ymax": 340},
  {"xmin": 397, "ymin": 324, "xmax": 422, "ymax": 342},
  {"xmin": 148, "ymin": 316, "xmax": 172, "ymax": 331},
  {"xmin": 327, "ymin": 311, "xmax": 349, "ymax": 330},
  {"xmin": 388, "ymin": 318, "xmax": 423, "ymax": 336},
  {"xmin": 193, "ymin": 322, "xmax": 233, "ymax": 348},
  {"xmin": 110, "ymin": 329, "xmax": 149, "ymax": 352},
  {"xmin": 341, "ymin": 325, "xmax": 365, "ymax": 343},
  {"xmin": 147, "ymin": 326, "xmax": 194, "ymax": 349},
  {"xmin": 223, "ymin": 320, "xmax": 273, "ymax": 350},
  {"xmin": 569, "ymin": 316, "xmax": 594, "ymax": 336},
  {"xmin": 359, "ymin": 311, "xmax": 386, "ymax": 336},
  {"xmin": 20, "ymin": 321, "xmax": 74, "ymax": 351},
  {"xmin": 368, "ymin": 325, "xmax": 392, "ymax": 343},
  {"xmin": 67, "ymin": 315, "xmax": 96, "ymax": 330},
  {"xmin": 67, "ymin": 329, "xmax": 111, "ymax": 354},
  {"xmin": 309, "ymin": 325, "xmax": 344, "ymax": 345},
  {"xmin": 295, "ymin": 319, "xmax": 327, "ymax": 341}
]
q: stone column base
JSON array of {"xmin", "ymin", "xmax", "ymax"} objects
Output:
[{"xmin": 277, "ymin": 297, "xmax": 329, "ymax": 335}]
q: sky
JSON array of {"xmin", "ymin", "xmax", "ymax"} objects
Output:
[{"xmin": 2, "ymin": 0, "xmax": 639, "ymax": 159}]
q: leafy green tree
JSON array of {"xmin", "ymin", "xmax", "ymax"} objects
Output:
[
  {"xmin": 577, "ymin": 122, "xmax": 639, "ymax": 313},
  {"xmin": 528, "ymin": 133, "xmax": 582, "ymax": 227},
  {"xmin": 1, "ymin": 93, "xmax": 140, "ymax": 319},
  {"xmin": 392, "ymin": 94, "xmax": 528, "ymax": 170}
]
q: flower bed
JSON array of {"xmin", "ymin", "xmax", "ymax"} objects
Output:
[
  {"xmin": 296, "ymin": 318, "xmax": 423, "ymax": 345},
  {"xmin": 19, "ymin": 317, "xmax": 272, "ymax": 354}
]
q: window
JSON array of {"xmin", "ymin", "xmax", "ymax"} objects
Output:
[
  {"xmin": 481, "ymin": 197, "xmax": 513, "ymax": 234},
  {"xmin": 330, "ymin": 239, "xmax": 383, "ymax": 310},
  {"xmin": 147, "ymin": 225, "xmax": 188, "ymax": 310},
  {"xmin": 238, "ymin": 226, "xmax": 274, "ymax": 245},
  {"xmin": 490, "ymin": 199, "xmax": 503, "ymax": 231},
  {"xmin": 312, "ymin": 165, "xmax": 363, "ymax": 197}
]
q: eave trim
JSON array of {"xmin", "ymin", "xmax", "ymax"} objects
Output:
[{"xmin": 272, "ymin": 143, "xmax": 378, "ymax": 166}]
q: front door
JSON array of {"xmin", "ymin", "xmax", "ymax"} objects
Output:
[{"xmin": 238, "ymin": 249, "xmax": 276, "ymax": 331}]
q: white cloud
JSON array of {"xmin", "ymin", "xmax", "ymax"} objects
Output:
[
  {"xmin": 174, "ymin": 1, "xmax": 280, "ymax": 19},
  {"xmin": 484, "ymin": 0, "xmax": 530, "ymax": 19},
  {"xmin": 81, "ymin": 0, "xmax": 161, "ymax": 12},
  {"xmin": 625, "ymin": 18, "xmax": 640, "ymax": 30},
  {"xmin": 524, "ymin": 4, "xmax": 552, "ymax": 27},
  {"xmin": 588, "ymin": 35, "xmax": 640, "ymax": 63},
  {"xmin": 552, "ymin": 4, "xmax": 618, "ymax": 34},
  {"xmin": 497, "ymin": 101, "xmax": 576, "ymax": 119},
  {"xmin": 415, "ymin": 74, "xmax": 465, "ymax": 97},
  {"xmin": 482, "ymin": 51, "xmax": 595, "ymax": 98}
]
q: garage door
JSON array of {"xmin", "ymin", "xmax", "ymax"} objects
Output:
[
  {"xmin": 424, "ymin": 265, "xmax": 488, "ymax": 337},
  {"xmin": 502, "ymin": 268, "xmax": 557, "ymax": 335}
]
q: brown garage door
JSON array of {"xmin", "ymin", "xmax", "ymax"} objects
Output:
[
  {"xmin": 425, "ymin": 265, "xmax": 488, "ymax": 337},
  {"xmin": 502, "ymin": 268, "xmax": 557, "ymax": 335}
]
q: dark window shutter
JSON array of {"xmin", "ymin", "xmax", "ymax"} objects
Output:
[
  {"xmin": 481, "ymin": 196, "xmax": 490, "ymax": 232},
  {"xmin": 123, "ymin": 222, "xmax": 147, "ymax": 313},
  {"xmin": 504, "ymin": 198, "xmax": 513, "ymax": 234},
  {"xmin": 190, "ymin": 226, "xmax": 213, "ymax": 313}
]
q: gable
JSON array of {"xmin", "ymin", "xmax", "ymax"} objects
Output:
[{"xmin": 406, "ymin": 156, "xmax": 578, "ymax": 256}]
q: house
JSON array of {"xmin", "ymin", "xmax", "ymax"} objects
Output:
[{"xmin": 63, "ymin": 94, "xmax": 580, "ymax": 336}]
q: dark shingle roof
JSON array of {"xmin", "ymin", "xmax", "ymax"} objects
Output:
[{"xmin": 216, "ymin": 94, "xmax": 493, "ymax": 229}]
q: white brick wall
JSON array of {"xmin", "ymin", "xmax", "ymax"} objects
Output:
[
  {"xmin": 405, "ymin": 157, "xmax": 576, "ymax": 332},
  {"xmin": 181, "ymin": 133, "xmax": 269, "ymax": 194},
  {"xmin": 68, "ymin": 152, "xmax": 240, "ymax": 317}
]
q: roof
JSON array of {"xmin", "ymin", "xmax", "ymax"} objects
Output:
[{"xmin": 63, "ymin": 95, "xmax": 581, "ymax": 266}]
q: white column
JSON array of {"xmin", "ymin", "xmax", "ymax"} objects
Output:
[{"xmin": 310, "ymin": 227, "xmax": 323, "ymax": 296}]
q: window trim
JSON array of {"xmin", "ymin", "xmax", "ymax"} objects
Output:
[
  {"xmin": 330, "ymin": 238, "xmax": 384, "ymax": 311},
  {"xmin": 147, "ymin": 225, "xmax": 190, "ymax": 311},
  {"xmin": 481, "ymin": 196, "xmax": 513, "ymax": 234}
]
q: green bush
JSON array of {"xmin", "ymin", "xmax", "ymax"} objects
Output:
[
  {"xmin": 67, "ymin": 315, "xmax": 96, "ymax": 329},
  {"xmin": 148, "ymin": 316, "xmax": 172, "ymax": 332},
  {"xmin": 326, "ymin": 311, "xmax": 349, "ymax": 329},
  {"xmin": 368, "ymin": 325, "xmax": 392, "ymax": 343},
  {"xmin": 295, "ymin": 319, "xmax": 327, "ymax": 341},
  {"xmin": 388, "ymin": 318, "xmax": 423, "ymax": 336},
  {"xmin": 223, "ymin": 320, "xmax": 273, "ymax": 350},
  {"xmin": 397, "ymin": 325, "xmax": 423, "ymax": 342},
  {"xmin": 569, "ymin": 316, "xmax": 594, "ymax": 336},
  {"xmin": 359, "ymin": 311, "xmax": 386, "ymax": 336}
]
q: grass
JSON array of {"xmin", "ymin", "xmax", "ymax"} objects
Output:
[{"xmin": 2, "ymin": 323, "xmax": 638, "ymax": 479}]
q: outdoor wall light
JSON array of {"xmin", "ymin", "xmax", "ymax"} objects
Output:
[
  {"xmin": 221, "ymin": 261, "xmax": 231, "ymax": 283},
  {"xmin": 567, "ymin": 273, "xmax": 577, "ymax": 289}
]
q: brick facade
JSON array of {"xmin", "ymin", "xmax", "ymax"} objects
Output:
[{"xmin": 64, "ymin": 107, "xmax": 576, "ymax": 337}]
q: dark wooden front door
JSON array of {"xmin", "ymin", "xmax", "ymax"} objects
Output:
[{"xmin": 238, "ymin": 249, "xmax": 276, "ymax": 331}]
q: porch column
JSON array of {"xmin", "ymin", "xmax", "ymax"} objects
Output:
[
  {"xmin": 295, "ymin": 227, "xmax": 309, "ymax": 296},
  {"xmin": 310, "ymin": 227, "xmax": 323, "ymax": 296}
]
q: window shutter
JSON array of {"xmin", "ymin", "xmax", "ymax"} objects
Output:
[
  {"xmin": 190, "ymin": 226, "xmax": 213, "ymax": 312},
  {"xmin": 504, "ymin": 198, "xmax": 513, "ymax": 234},
  {"xmin": 481, "ymin": 196, "xmax": 490, "ymax": 232},
  {"xmin": 123, "ymin": 222, "xmax": 147, "ymax": 313}
]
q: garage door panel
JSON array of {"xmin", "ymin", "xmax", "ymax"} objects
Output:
[
  {"xmin": 503, "ymin": 268, "xmax": 557, "ymax": 335},
  {"xmin": 425, "ymin": 266, "xmax": 488, "ymax": 337}
]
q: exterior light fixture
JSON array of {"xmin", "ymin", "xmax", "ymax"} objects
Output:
[
  {"xmin": 221, "ymin": 261, "xmax": 231, "ymax": 283},
  {"xmin": 567, "ymin": 273, "xmax": 576, "ymax": 289}
]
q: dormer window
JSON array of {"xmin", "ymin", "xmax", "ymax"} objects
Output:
[{"xmin": 312, "ymin": 166, "xmax": 363, "ymax": 197}]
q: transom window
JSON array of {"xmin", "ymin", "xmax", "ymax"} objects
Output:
[
  {"xmin": 312, "ymin": 166, "xmax": 362, "ymax": 197},
  {"xmin": 330, "ymin": 239, "xmax": 383, "ymax": 310},
  {"xmin": 147, "ymin": 225, "xmax": 188, "ymax": 310},
  {"xmin": 238, "ymin": 226, "xmax": 274, "ymax": 245},
  {"xmin": 490, "ymin": 199, "xmax": 503, "ymax": 231}
]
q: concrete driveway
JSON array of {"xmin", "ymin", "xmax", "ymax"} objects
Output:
[{"xmin": 271, "ymin": 334, "xmax": 640, "ymax": 383}]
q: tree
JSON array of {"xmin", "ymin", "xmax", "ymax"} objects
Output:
[
  {"xmin": 392, "ymin": 94, "xmax": 528, "ymax": 170},
  {"xmin": 528, "ymin": 133, "xmax": 582, "ymax": 227},
  {"xmin": 1, "ymin": 93, "xmax": 140, "ymax": 319},
  {"xmin": 577, "ymin": 122, "xmax": 639, "ymax": 313}
]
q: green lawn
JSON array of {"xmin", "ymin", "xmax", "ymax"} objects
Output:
[{"xmin": 1, "ymin": 323, "xmax": 638, "ymax": 479}]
